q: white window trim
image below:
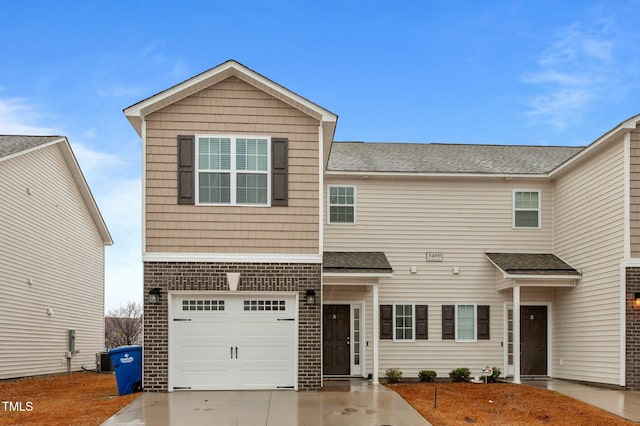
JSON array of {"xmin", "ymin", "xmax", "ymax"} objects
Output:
[
  {"xmin": 455, "ymin": 303, "xmax": 477, "ymax": 342},
  {"xmin": 512, "ymin": 189, "xmax": 541, "ymax": 229},
  {"xmin": 327, "ymin": 184, "xmax": 357, "ymax": 224},
  {"xmin": 392, "ymin": 303, "xmax": 415, "ymax": 342},
  {"xmin": 195, "ymin": 134, "xmax": 272, "ymax": 206}
]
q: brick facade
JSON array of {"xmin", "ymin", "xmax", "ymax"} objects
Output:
[
  {"xmin": 143, "ymin": 261, "xmax": 322, "ymax": 392},
  {"xmin": 626, "ymin": 267, "xmax": 640, "ymax": 390}
]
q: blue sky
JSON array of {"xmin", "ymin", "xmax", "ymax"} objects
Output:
[{"xmin": 2, "ymin": 1, "xmax": 639, "ymax": 311}]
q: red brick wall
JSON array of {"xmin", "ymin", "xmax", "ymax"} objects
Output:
[
  {"xmin": 626, "ymin": 267, "xmax": 640, "ymax": 390},
  {"xmin": 143, "ymin": 261, "xmax": 322, "ymax": 391}
]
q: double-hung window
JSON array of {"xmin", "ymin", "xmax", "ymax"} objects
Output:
[
  {"xmin": 442, "ymin": 304, "xmax": 489, "ymax": 341},
  {"xmin": 456, "ymin": 304, "xmax": 476, "ymax": 341},
  {"xmin": 513, "ymin": 190, "xmax": 540, "ymax": 228},
  {"xmin": 393, "ymin": 304, "xmax": 415, "ymax": 341},
  {"xmin": 197, "ymin": 136, "xmax": 270, "ymax": 205},
  {"xmin": 328, "ymin": 185, "xmax": 356, "ymax": 224}
]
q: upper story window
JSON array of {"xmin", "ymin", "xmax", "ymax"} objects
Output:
[
  {"xmin": 328, "ymin": 185, "xmax": 356, "ymax": 224},
  {"xmin": 196, "ymin": 135, "xmax": 270, "ymax": 205},
  {"xmin": 513, "ymin": 190, "xmax": 540, "ymax": 229}
]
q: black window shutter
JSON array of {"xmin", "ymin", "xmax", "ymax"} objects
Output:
[
  {"xmin": 442, "ymin": 305, "xmax": 455, "ymax": 340},
  {"xmin": 380, "ymin": 305, "xmax": 392, "ymax": 339},
  {"xmin": 177, "ymin": 135, "xmax": 195, "ymax": 205},
  {"xmin": 416, "ymin": 305, "xmax": 428, "ymax": 339},
  {"xmin": 477, "ymin": 305, "xmax": 490, "ymax": 340},
  {"xmin": 271, "ymin": 138, "xmax": 288, "ymax": 206}
]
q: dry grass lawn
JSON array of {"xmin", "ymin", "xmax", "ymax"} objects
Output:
[
  {"xmin": 0, "ymin": 372, "xmax": 139, "ymax": 426},
  {"xmin": 391, "ymin": 382, "xmax": 636, "ymax": 426}
]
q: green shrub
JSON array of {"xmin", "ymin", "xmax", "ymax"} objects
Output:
[
  {"xmin": 384, "ymin": 368, "xmax": 403, "ymax": 383},
  {"xmin": 449, "ymin": 367, "xmax": 471, "ymax": 382},
  {"xmin": 418, "ymin": 370, "xmax": 437, "ymax": 382}
]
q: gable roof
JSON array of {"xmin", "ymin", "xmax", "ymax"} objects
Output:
[
  {"xmin": 328, "ymin": 142, "xmax": 583, "ymax": 175},
  {"xmin": 485, "ymin": 253, "xmax": 580, "ymax": 277},
  {"xmin": 124, "ymin": 59, "xmax": 338, "ymax": 167},
  {"xmin": 124, "ymin": 59, "xmax": 337, "ymax": 133},
  {"xmin": 0, "ymin": 135, "xmax": 113, "ymax": 245},
  {"xmin": 0, "ymin": 135, "xmax": 63, "ymax": 160}
]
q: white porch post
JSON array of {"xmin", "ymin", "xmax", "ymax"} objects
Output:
[
  {"xmin": 372, "ymin": 285, "xmax": 379, "ymax": 384},
  {"xmin": 513, "ymin": 284, "xmax": 521, "ymax": 384}
]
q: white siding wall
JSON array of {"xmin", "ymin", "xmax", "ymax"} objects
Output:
[
  {"xmin": 324, "ymin": 176, "xmax": 555, "ymax": 379},
  {"xmin": 0, "ymin": 145, "xmax": 105, "ymax": 379},
  {"xmin": 552, "ymin": 137, "xmax": 625, "ymax": 386}
]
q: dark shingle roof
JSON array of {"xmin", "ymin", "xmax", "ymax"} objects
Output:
[
  {"xmin": 328, "ymin": 142, "xmax": 584, "ymax": 174},
  {"xmin": 323, "ymin": 251, "xmax": 393, "ymax": 274},
  {"xmin": 486, "ymin": 253, "xmax": 580, "ymax": 276},
  {"xmin": 0, "ymin": 135, "xmax": 62, "ymax": 159}
]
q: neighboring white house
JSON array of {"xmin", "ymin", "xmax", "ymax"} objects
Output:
[{"xmin": 0, "ymin": 135, "xmax": 112, "ymax": 379}]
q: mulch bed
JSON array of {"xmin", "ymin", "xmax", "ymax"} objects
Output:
[{"xmin": 391, "ymin": 382, "xmax": 636, "ymax": 425}]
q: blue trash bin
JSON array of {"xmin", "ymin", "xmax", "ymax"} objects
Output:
[{"xmin": 108, "ymin": 345, "xmax": 142, "ymax": 395}]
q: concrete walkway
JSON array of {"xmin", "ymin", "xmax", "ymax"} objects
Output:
[
  {"xmin": 522, "ymin": 379, "xmax": 640, "ymax": 422},
  {"xmin": 102, "ymin": 379, "xmax": 430, "ymax": 426}
]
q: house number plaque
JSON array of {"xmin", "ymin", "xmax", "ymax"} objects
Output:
[{"xmin": 426, "ymin": 252, "xmax": 444, "ymax": 262}]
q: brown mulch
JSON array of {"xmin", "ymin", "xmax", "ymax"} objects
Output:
[
  {"xmin": 0, "ymin": 372, "xmax": 140, "ymax": 426},
  {"xmin": 391, "ymin": 382, "xmax": 637, "ymax": 426}
]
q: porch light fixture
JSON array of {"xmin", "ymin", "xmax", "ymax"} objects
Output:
[
  {"xmin": 635, "ymin": 293, "xmax": 640, "ymax": 308},
  {"xmin": 149, "ymin": 288, "xmax": 161, "ymax": 304},
  {"xmin": 305, "ymin": 289, "xmax": 317, "ymax": 305}
]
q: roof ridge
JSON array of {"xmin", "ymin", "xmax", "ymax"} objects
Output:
[{"xmin": 333, "ymin": 141, "xmax": 585, "ymax": 148}]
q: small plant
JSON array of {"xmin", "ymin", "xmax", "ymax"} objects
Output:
[
  {"xmin": 384, "ymin": 368, "xmax": 403, "ymax": 383},
  {"xmin": 418, "ymin": 370, "xmax": 437, "ymax": 382},
  {"xmin": 487, "ymin": 366, "xmax": 501, "ymax": 383},
  {"xmin": 449, "ymin": 367, "xmax": 471, "ymax": 382}
]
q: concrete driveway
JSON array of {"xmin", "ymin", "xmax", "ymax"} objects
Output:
[{"xmin": 102, "ymin": 380, "xmax": 430, "ymax": 426}]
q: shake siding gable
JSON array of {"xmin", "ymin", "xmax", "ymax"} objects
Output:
[
  {"xmin": 552, "ymin": 137, "xmax": 625, "ymax": 386},
  {"xmin": 145, "ymin": 76, "xmax": 320, "ymax": 254},
  {"xmin": 0, "ymin": 145, "xmax": 105, "ymax": 379}
]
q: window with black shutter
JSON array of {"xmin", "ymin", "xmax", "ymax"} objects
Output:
[
  {"xmin": 477, "ymin": 305, "xmax": 490, "ymax": 340},
  {"xmin": 380, "ymin": 305, "xmax": 392, "ymax": 339},
  {"xmin": 271, "ymin": 138, "xmax": 288, "ymax": 206},
  {"xmin": 416, "ymin": 305, "xmax": 428, "ymax": 339},
  {"xmin": 442, "ymin": 305, "xmax": 455, "ymax": 340},
  {"xmin": 177, "ymin": 135, "xmax": 195, "ymax": 205}
]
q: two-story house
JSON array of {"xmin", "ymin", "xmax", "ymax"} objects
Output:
[{"xmin": 125, "ymin": 60, "xmax": 640, "ymax": 392}]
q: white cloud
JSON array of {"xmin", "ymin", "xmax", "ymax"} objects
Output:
[
  {"xmin": 523, "ymin": 20, "xmax": 618, "ymax": 129},
  {"xmin": 0, "ymin": 98, "xmax": 60, "ymax": 135},
  {"xmin": 70, "ymin": 141, "xmax": 124, "ymax": 176}
]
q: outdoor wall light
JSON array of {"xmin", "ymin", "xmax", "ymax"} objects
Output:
[
  {"xmin": 634, "ymin": 293, "xmax": 640, "ymax": 308},
  {"xmin": 149, "ymin": 288, "xmax": 162, "ymax": 304},
  {"xmin": 306, "ymin": 289, "xmax": 317, "ymax": 305}
]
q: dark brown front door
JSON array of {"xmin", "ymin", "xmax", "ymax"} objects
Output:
[
  {"xmin": 521, "ymin": 306, "xmax": 547, "ymax": 376},
  {"xmin": 323, "ymin": 305, "xmax": 350, "ymax": 375}
]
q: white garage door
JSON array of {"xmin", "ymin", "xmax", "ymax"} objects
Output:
[{"xmin": 170, "ymin": 294, "xmax": 297, "ymax": 391}]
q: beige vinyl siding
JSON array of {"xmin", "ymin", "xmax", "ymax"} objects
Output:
[
  {"xmin": 145, "ymin": 76, "xmax": 320, "ymax": 254},
  {"xmin": 0, "ymin": 145, "xmax": 105, "ymax": 379},
  {"xmin": 630, "ymin": 123, "xmax": 640, "ymax": 257},
  {"xmin": 324, "ymin": 177, "xmax": 554, "ymax": 378},
  {"xmin": 552, "ymin": 137, "xmax": 625, "ymax": 386}
]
